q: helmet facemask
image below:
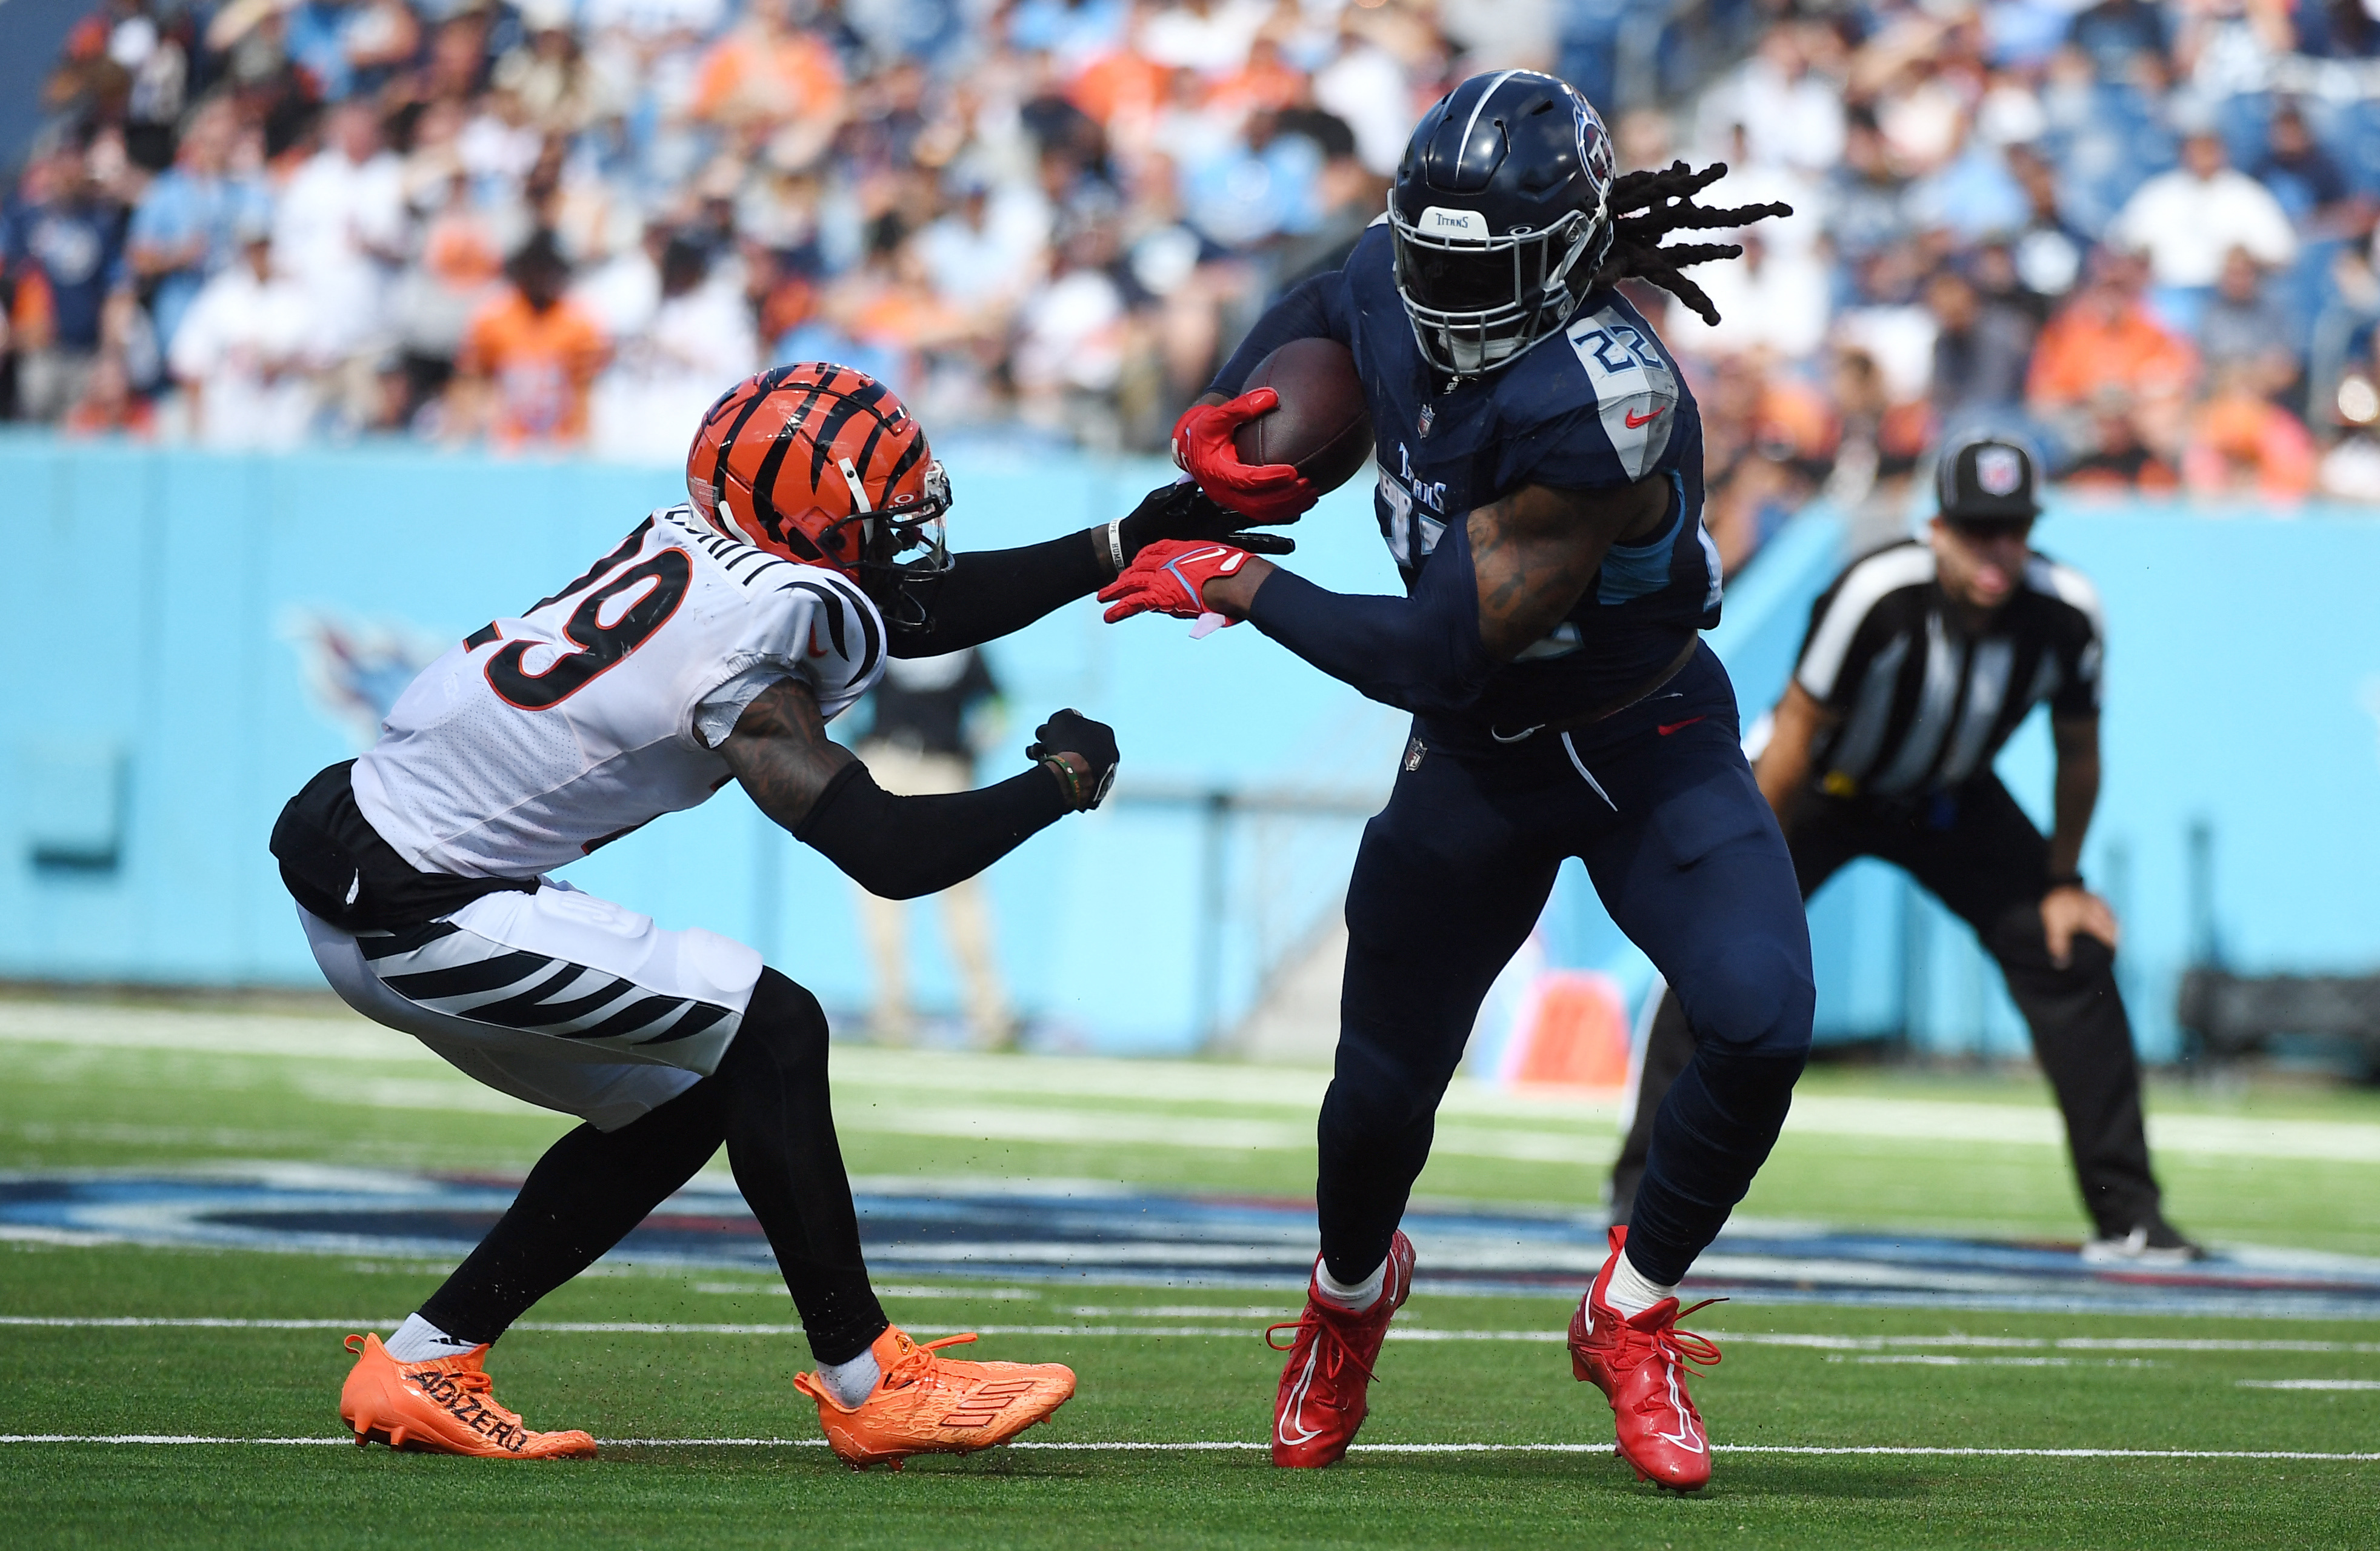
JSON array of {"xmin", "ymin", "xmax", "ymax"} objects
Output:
[
  {"xmin": 834, "ymin": 458, "xmax": 954, "ymax": 634},
  {"xmin": 1390, "ymin": 201, "xmax": 1609, "ymax": 376}
]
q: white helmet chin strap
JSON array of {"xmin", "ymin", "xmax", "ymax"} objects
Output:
[
  {"xmin": 838, "ymin": 455, "xmax": 875, "ymax": 548},
  {"xmin": 715, "ymin": 492, "xmax": 760, "ymax": 547}
]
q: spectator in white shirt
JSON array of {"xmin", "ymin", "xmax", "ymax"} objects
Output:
[
  {"xmin": 273, "ymin": 101, "xmax": 408, "ymax": 374},
  {"xmin": 168, "ymin": 225, "xmax": 319, "ymax": 450},
  {"xmin": 1696, "ymin": 25, "xmax": 1845, "ymax": 177},
  {"xmin": 2112, "ymin": 131, "xmax": 2296, "ymax": 333},
  {"xmin": 916, "ymin": 175, "xmax": 1052, "ymax": 318},
  {"xmin": 1663, "ymin": 230, "xmax": 1833, "ymax": 362},
  {"xmin": 587, "ymin": 235, "xmax": 759, "ymax": 462},
  {"xmin": 1139, "ymin": 0, "xmax": 1272, "ymax": 74}
]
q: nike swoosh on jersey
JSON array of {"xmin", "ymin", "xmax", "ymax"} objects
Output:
[
  {"xmin": 1656, "ymin": 716, "xmax": 1707, "ymax": 736},
  {"xmin": 1624, "ymin": 407, "xmax": 1665, "ymax": 429}
]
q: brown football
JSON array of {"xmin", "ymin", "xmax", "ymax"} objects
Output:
[{"xmin": 1233, "ymin": 336, "xmax": 1374, "ymax": 495}]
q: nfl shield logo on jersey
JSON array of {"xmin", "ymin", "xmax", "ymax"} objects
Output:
[
  {"xmin": 1418, "ymin": 404, "xmax": 1435, "ymax": 439},
  {"xmin": 1975, "ymin": 445, "xmax": 2024, "ymax": 497}
]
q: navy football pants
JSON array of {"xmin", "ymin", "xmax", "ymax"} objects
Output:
[{"xmin": 1318, "ymin": 644, "xmax": 1815, "ymax": 1287}]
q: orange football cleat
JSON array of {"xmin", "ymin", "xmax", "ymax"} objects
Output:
[
  {"xmin": 794, "ymin": 1325, "xmax": 1076, "ymax": 1471},
  {"xmin": 1568, "ymin": 1226, "xmax": 1722, "ymax": 1491},
  {"xmin": 339, "ymin": 1333, "xmax": 597, "ymax": 1458}
]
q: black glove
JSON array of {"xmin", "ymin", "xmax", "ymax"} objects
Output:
[
  {"xmin": 1115, "ymin": 479, "xmax": 1298, "ymax": 564},
  {"xmin": 1026, "ymin": 708, "xmax": 1120, "ymax": 812}
]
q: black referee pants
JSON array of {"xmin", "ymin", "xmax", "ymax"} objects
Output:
[{"xmin": 1609, "ymin": 774, "xmax": 2166, "ymax": 1241}]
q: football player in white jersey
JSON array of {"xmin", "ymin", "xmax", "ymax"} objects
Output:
[{"xmin": 272, "ymin": 363, "xmax": 1287, "ymax": 1469}]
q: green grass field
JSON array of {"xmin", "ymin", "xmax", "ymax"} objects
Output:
[{"xmin": 4, "ymin": 993, "xmax": 2378, "ymax": 1549}]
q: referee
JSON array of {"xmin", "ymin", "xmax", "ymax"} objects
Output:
[{"xmin": 1607, "ymin": 433, "xmax": 2198, "ymax": 1262}]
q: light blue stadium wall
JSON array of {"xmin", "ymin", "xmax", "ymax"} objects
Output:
[
  {"xmin": 0, "ymin": 433, "xmax": 1408, "ymax": 1053},
  {"xmin": 4, "ymin": 432, "xmax": 2376, "ymax": 1060},
  {"xmin": 1533, "ymin": 499, "xmax": 2380, "ymax": 1064}
]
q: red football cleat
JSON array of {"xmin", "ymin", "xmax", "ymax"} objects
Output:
[
  {"xmin": 1568, "ymin": 1226, "xmax": 1723, "ymax": 1491},
  {"xmin": 1267, "ymin": 1230, "xmax": 1416, "ymax": 1468}
]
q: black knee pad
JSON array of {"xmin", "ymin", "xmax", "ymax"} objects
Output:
[{"xmin": 725, "ymin": 968, "xmax": 831, "ymax": 1077}]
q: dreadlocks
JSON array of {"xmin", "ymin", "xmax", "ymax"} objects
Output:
[{"xmin": 1582, "ymin": 161, "xmax": 1793, "ymax": 327}]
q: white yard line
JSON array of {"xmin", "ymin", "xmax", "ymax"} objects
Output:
[
  {"xmin": 0, "ymin": 1434, "xmax": 2374, "ymax": 1460},
  {"xmin": 1839, "ymin": 1355, "xmax": 2162, "ymax": 1367},
  {"xmin": 2237, "ymin": 1379, "xmax": 2380, "ymax": 1390}
]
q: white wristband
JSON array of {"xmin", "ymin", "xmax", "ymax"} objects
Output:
[{"xmin": 1105, "ymin": 517, "xmax": 1127, "ymax": 572}]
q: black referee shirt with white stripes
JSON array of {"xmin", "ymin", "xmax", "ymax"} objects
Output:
[{"xmin": 1793, "ymin": 540, "xmax": 2105, "ymax": 800}]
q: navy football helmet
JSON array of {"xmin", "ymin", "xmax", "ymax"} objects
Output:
[{"xmin": 1389, "ymin": 70, "xmax": 1616, "ymax": 376}]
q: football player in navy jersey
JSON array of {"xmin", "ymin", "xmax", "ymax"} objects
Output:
[{"xmin": 1100, "ymin": 71, "xmax": 1800, "ymax": 1489}]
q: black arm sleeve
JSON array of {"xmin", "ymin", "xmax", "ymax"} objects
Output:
[
  {"xmin": 1242, "ymin": 519, "xmax": 1496, "ymax": 716},
  {"xmin": 891, "ymin": 531, "xmax": 1107, "ymax": 657},
  {"xmin": 792, "ymin": 759, "xmax": 1068, "ymax": 899},
  {"xmin": 1207, "ymin": 273, "xmax": 1349, "ymax": 398}
]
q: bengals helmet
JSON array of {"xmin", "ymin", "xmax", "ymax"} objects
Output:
[{"xmin": 685, "ymin": 363, "xmax": 953, "ymax": 629}]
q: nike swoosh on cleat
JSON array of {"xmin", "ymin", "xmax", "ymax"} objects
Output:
[
  {"xmin": 1656, "ymin": 717, "xmax": 1707, "ymax": 736},
  {"xmin": 1278, "ymin": 1349, "xmax": 1325, "ymax": 1445}
]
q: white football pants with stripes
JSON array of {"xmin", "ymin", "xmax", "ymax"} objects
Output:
[{"xmin": 301, "ymin": 879, "xmax": 763, "ymax": 1131}]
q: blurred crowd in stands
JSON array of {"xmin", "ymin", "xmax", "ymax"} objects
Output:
[
  {"xmin": 1651, "ymin": 0, "xmax": 2380, "ymax": 553},
  {"xmin": 8, "ymin": 0, "xmax": 2380, "ymax": 540}
]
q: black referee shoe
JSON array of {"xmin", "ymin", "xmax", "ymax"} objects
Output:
[{"xmin": 2081, "ymin": 1218, "xmax": 2206, "ymax": 1266}]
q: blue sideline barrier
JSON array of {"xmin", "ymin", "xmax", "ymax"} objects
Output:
[
  {"xmin": 1534, "ymin": 499, "xmax": 2380, "ymax": 1065},
  {"xmin": 0, "ymin": 434, "xmax": 1410, "ymax": 1052},
  {"xmin": 3, "ymin": 431, "xmax": 2376, "ymax": 1059}
]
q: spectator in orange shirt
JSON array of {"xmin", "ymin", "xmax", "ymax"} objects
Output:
[
  {"xmin": 2062, "ymin": 386, "xmax": 2179, "ymax": 493},
  {"xmin": 2182, "ymin": 364, "xmax": 2317, "ymax": 501},
  {"xmin": 2027, "ymin": 250, "xmax": 2198, "ymax": 464},
  {"xmin": 688, "ymin": 0, "xmax": 846, "ymax": 162},
  {"xmin": 453, "ymin": 231, "xmax": 609, "ymax": 447}
]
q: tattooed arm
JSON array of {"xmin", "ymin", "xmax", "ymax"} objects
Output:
[
  {"xmin": 715, "ymin": 678, "xmax": 861, "ymax": 830},
  {"xmin": 1184, "ymin": 474, "xmax": 1674, "ymax": 715},
  {"xmin": 718, "ymin": 678, "xmax": 1096, "ymax": 898}
]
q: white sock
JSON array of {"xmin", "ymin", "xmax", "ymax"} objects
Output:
[
  {"xmin": 384, "ymin": 1313, "xmax": 478, "ymax": 1363},
  {"xmin": 818, "ymin": 1347, "xmax": 881, "ymax": 1409},
  {"xmin": 1599, "ymin": 1248, "xmax": 1681, "ymax": 1323},
  {"xmin": 1314, "ymin": 1256, "xmax": 1385, "ymax": 1313}
]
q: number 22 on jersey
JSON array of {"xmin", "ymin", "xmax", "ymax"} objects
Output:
[{"xmin": 465, "ymin": 544, "xmax": 693, "ymax": 711}]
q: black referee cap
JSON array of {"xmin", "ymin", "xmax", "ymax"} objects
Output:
[{"xmin": 1935, "ymin": 432, "xmax": 2041, "ymax": 522}]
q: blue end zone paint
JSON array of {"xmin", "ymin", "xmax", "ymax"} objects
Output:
[{"xmin": 8, "ymin": 1172, "xmax": 2380, "ymax": 1319}]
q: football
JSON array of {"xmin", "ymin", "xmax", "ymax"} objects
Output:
[{"xmin": 1233, "ymin": 337, "xmax": 1374, "ymax": 495}]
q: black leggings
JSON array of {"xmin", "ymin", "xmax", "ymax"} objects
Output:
[
  {"xmin": 1611, "ymin": 775, "xmax": 2164, "ymax": 1239},
  {"xmin": 419, "ymin": 970, "xmax": 888, "ymax": 1365}
]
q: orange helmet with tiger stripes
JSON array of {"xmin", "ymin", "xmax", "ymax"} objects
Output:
[{"xmin": 685, "ymin": 364, "xmax": 953, "ymax": 623}]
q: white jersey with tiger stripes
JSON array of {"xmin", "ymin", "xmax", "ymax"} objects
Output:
[{"xmin": 354, "ymin": 504, "xmax": 885, "ymax": 879}]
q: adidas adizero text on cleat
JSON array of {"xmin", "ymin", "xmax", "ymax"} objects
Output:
[
  {"xmin": 1568, "ymin": 1227, "xmax": 1722, "ymax": 1491},
  {"xmin": 794, "ymin": 1325, "xmax": 1076, "ymax": 1471},
  {"xmin": 339, "ymin": 1333, "xmax": 596, "ymax": 1458},
  {"xmin": 1268, "ymin": 1230, "xmax": 1417, "ymax": 1468}
]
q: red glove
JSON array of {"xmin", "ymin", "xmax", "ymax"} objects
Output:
[
  {"xmin": 1098, "ymin": 539, "xmax": 1254, "ymax": 625},
  {"xmin": 1172, "ymin": 390, "xmax": 1318, "ymax": 527}
]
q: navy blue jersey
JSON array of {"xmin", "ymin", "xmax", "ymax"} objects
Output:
[{"xmin": 1216, "ymin": 223, "xmax": 1722, "ymax": 744}]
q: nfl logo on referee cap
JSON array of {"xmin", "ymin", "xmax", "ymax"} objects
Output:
[
  {"xmin": 1975, "ymin": 445, "xmax": 2023, "ymax": 496},
  {"xmin": 1938, "ymin": 432, "xmax": 2041, "ymax": 522}
]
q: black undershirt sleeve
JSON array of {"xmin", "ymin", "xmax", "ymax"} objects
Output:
[
  {"xmin": 1242, "ymin": 518, "xmax": 1496, "ymax": 717},
  {"xmin": 890, "ymin": 531, "xmax": 1107, "ymax": 657},
  {"xmin": 792, "ymin": 759, "xmax": 1068, "ymax": 899}
]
